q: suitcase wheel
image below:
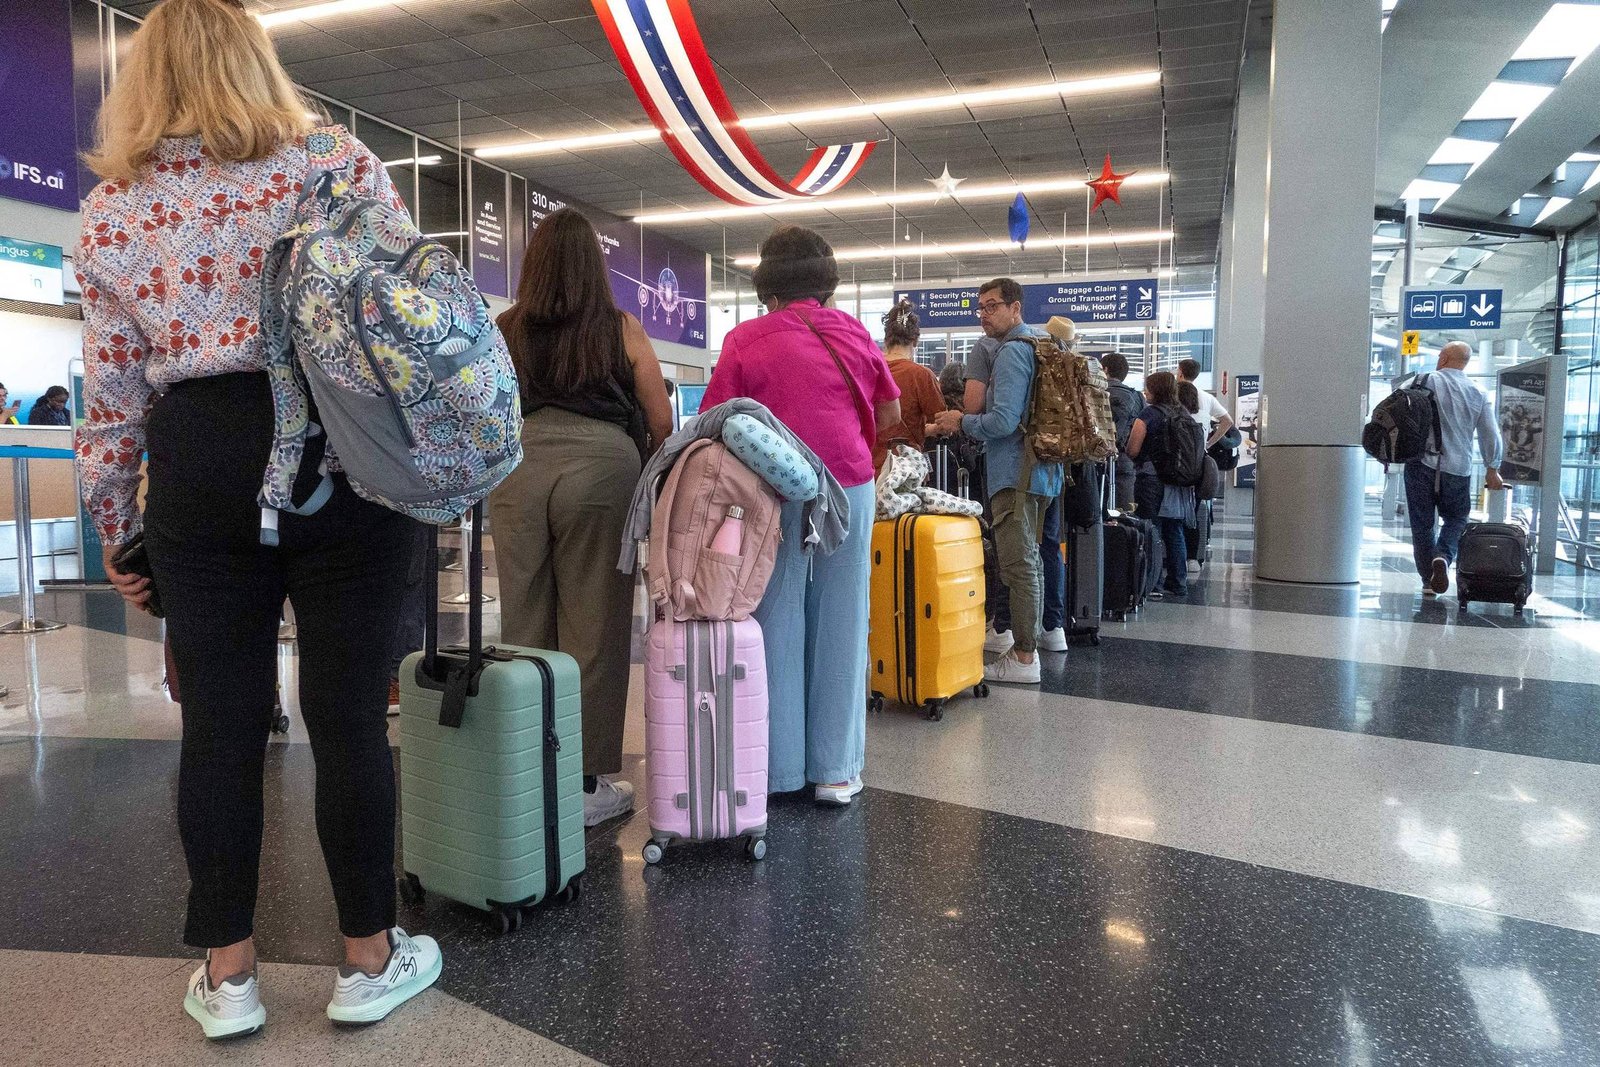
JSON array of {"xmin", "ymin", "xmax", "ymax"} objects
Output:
[
  {"xmin": 973, "ymin": 683, "xmax": 991, "ymax": 700},
  {"xmin": 922, "ymin": 699, "xmax": 945, "ymax": 723},
  {"xmin": 867, "ymin": 693, "xmax": 885, "ymax": 714},
  {"xmin": 557, "ymin": 875, "xmax": 583, "ymax": 905},
  {"xmin": 1090, "ymin": 632, "xmax": 1102, "ymax": 647},
  {"xmin": 642, "ymin": 841, "xmax": 665, "ymax": 865},
  {"xmin": 397, "ymin": 872, "xmax": 425, "ymax": 906},
  {"xmin": 745, "ymin": 836, "xmax": 768, "ymax": 862},
  {"xmin": 490, "ymin": 904, "xmax": 521, "ymax": 936}
]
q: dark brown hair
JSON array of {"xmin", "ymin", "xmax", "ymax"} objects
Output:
[
  {"xmin": 939, "ymin": 361, "xmax": 965, "ymax": 409},
  {"xmin": 752, "ymin": 224, "xmax": 838, "ymax": 305},
  {"xmin": 1099, "ymin": 351, "xmax": 1130, "ymax": 381},
  {"xmin": 499, "ymin": 208, "xmax": 625, "ymax": 397},
  {"xmin": 883, "ymin": 299, "xmax": 920, "ymax": 348},
  {"xmin": 979, "ymin": 277, "xmax": 1024, "ymax": 306},
  {"xmin": 1177, "ymin": 381, "xmax": 1201, "ymax": 414},
  {"xmin": 1177, "ymin": 358, "xmax": 1201, "ymax": 382},
  {"xmin": 1145, "ymin": 370, "xmax": 1178, "ymax": 406}
]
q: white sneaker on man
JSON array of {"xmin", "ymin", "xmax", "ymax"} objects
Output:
[
  {"xmin": 183, "ymin": 958, "xmax": 266, "ymax": 1040},
  {"xmin": 1038, "ymin": 627, "xmax": 1068, "ymax": 653},
  {"xmin": 815, "ymin": 776, "xmax": 864, "ymax": 806},
  {"xmin": 984, "ymin": 651, "xmax": 1042, "ymax": 685},
  {"xmin": 583, "ymin": 775, "xmax": 635, "ymax": 827},
  {"xmin": 326, "ymin": 928, "xmax": 441, "ymax": 1025},
  {"xmin": 984, "ymin": 626, "xmax": 1015, "ymax": 654}
]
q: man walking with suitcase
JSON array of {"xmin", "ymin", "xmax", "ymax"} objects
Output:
[
  {"xmin": 1405, "ymin": 341, "xmax": 1505, "ymax": 596},
  {"xmin": 933, "ymin": 279, "xmax": 1064, "ymax": 684}
]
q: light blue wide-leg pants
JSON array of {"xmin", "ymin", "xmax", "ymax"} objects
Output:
[{"xmin": 754, "ymin": 480, "xmax": 876, "ymax": 793}]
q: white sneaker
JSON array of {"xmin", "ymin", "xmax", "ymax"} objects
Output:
[
  {"xmin": 583, "ymin": 775, "xmax": 635, "ymax": 827},
  {"xmin": 984, "ymin": 651, "xmax": 1041, "ymax": 685},
  {"xmin": 815, "ymin": 776, "xmax": 864, "ymax": 806},
  {"xmin": 984, "ymin": 626, "xmax": 1015, "ymax": 654},
  {"xmin": 1038, "ymin": 627, "xmax": 1068, "ymax": 652},
  {"xmin": 183, "ymin": 958, "xmax": 266, "ymax": 1040},
  {"xmin": 327, "ymin": 928, "xmax": 442, "ymax": 1025}
]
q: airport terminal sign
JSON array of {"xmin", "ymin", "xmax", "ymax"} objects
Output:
[
  {"xmin": 0, "ymin": 236, "xmax": 64, "ymax": 305},
  {"xmin": 1402, "ymin": 287, "xmax": 1503, "ymax": 331},
  {"xmin": 0, "ymin": 0, "xmax": 78, "ymax": 212},
  {"xmin": 894, "ymin": 277, "xmax": 1159, "ymax": 328}
]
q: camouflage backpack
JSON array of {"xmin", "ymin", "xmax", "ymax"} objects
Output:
[{"xmin": 1024, "ymin": 317, "xmax": 1117, "ymax": 467}]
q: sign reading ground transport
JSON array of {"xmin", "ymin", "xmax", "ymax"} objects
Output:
[
  {"xmin": 1402, "ymin": 287, "xmax": 1503, "ymax": 331},
  {"xmin": 894, "ymin": 277, "xmax": 1159, "ymax": 328}
]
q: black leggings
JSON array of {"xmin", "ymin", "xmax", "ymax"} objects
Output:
[{"xmin": 144, "ymin": 373, "xmax": 418, "ymax": 947}]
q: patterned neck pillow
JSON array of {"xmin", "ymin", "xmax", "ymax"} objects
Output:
[{"xmin": 721, "ymin": 413, "xmax": 819, "ymax": 503}]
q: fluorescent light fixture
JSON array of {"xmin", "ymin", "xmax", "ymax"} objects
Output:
[
  {"xmin": 475, "ymin": 71, "xmax": 1160, "ymax": 160},
  {"xmin": 1400, "ymin": 177, "xmax": 1462, "ymax": 207},
  {"xmin": 381, "ymin": 155, "xmax": 442, "ymax": 168},
  {"xmin": 1464, "ymin": 81, "xmax": 1554, "ymax": 133},
  {"xmin": 258, "ymin": 0, "xmax": 395, "ymax": 27},
  {"xmin": 424, "ymin": 230, "xmax": 468, "ymax": 238},
  {"xmin": 631, "ymin": 172, "xmax": 1170, "ymax": 225},
  {"xmin": 1512, "ymin": 3, "xmax": 1600, "ymax": 68},
  {"xmin": 1535, "ymin": 197, "xmax": 1572, "ymax": 224},
  {"xmin": 1427, "ymin": 137, "xmax": 1500, "ymax": 172},
  {"xmin": 731, "ymin": 229, "xmax": 1174, "ymax": 267}
]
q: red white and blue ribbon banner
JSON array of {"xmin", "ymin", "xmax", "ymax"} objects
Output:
[{"xmin": 593, "ymin": 0, "xmax": 876, "ymax": 205}]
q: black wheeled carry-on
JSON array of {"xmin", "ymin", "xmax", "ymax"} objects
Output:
[
  {"xmin": 396, "ymin": 504, "xmax": 587, "ymax": 935},
  {"xmin": 1456, "ymin": 521, "xmax": 1533, "ymax": 616},
  {"xmin": 1064, "ymin": 460, "xmax": 1107, "ymax": 644},
  {"xmin": 1102, "ymin": 515, "xmax": 1147, "ymax": 621},
  {"xmin": 1187, "ymin": 497, "xmax": 1214, "ymax": 566}
]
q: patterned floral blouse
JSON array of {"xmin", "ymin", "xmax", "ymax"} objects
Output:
[{"xmin": 74, "ymin": 126, "xmax": 402, "ymax": 545}]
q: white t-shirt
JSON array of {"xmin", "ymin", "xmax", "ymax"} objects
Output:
[{"xmin": 1187, "ymin": 387, "xmax": 1229, "ymax": 426}]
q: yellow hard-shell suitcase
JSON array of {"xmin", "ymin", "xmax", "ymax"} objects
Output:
[{"xmin": 868, "ymin": 514, "xmax": 990, "ymax": 721}]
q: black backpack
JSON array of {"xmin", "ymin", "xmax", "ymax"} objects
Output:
[
  {"xmin": 1152, "ymin": 405, "xmax": 1206, "ymax": 487},
  {"xmin": 1363, "ymin": 374, "xmax": 1440, "ymax": 464}
]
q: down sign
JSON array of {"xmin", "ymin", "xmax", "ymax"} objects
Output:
[{"xmin": 1402, "ymin": 287, "xmax": 1503, "ymax": 331}]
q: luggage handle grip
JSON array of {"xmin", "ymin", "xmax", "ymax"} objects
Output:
[{"xmin": 419, "ymin": 501, "xmax": 486, "ymax": 727}]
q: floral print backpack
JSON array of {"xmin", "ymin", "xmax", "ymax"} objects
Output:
[{"xmin": 258, "ymin": 128, "xmax": 522, "ymax": 536}]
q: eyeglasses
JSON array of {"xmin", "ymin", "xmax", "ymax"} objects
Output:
[{"xmin": 976, "ymin": 300, "xmax": 1013, "ymax": 315}]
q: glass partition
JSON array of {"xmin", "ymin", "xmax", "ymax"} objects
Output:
[{"xmin": 352, "ymin": 116, "xmax": 418, "ymax": 219}]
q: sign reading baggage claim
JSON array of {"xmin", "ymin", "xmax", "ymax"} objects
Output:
[{"xmin": 894, "ymin": 277, "xmax": 1159, "ymax": 328}]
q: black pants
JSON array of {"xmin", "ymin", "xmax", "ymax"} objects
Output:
[{"xmin": 144, "ymin": 373, "xmax": 418, "ymax": 948}]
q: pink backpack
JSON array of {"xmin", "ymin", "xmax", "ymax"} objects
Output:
[{"xmin": 647, "ymin": 440, "xmax": 782, "ymax": 621}]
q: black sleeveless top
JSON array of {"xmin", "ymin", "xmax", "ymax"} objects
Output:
[{"xmin": 521, "ymin": 358, "xmax": 638, "ymax": 429}]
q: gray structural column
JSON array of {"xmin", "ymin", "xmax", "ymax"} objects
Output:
[
  {"xmin": 1214, "ymin": 44, "xmax": 1269, "ymax": 395},
  {"xmin": 1253, "ymin": 0, "xmax": 1381, "ymax": 585}
]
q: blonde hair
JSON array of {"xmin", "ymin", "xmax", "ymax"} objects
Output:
[{"xmin": 85, "ymin": 0, "xmax": 319, "ymax": 182}]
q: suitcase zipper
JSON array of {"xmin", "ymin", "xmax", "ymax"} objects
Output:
[
  {"xmin": 900, "ymin": 515, "xmax": 918, "ymax": 705},
  {"xmin": 530, "ymin": 656, "xmax": 562, "ymax": 903}
]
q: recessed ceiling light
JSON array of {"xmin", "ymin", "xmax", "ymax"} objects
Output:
[
  {"xmin": 631, "ymin": 172, "xmax": 1171, "ymax": 225},
  {"xmin": 475, "ymin": 71, "xmax": 1160, "ymax": 160},
  {"xmin": 381, "ymin": 155, "xmax": 442, "ymax": 168},
  {"xmin": 731, "ymin": 229, "xmax": 1174, "ymax": 267},
  {"xmin": 257, "ymin": 0, "xmax": 397, "ymax": 27}
]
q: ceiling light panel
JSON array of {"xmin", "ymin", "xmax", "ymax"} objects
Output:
[
  {"xmin": 257, "ymin": 0, "xmax": 396, "ymax": 27},
  {"xmin": 475, "ymin": 71, "xmax": 1160, "ymax": 160},
  {"xmin": 1463, "ymin": 81, "xmax": 1555, "ymax": 133},
  {"xmin": 1427, "ymin": 137, "xmax": 1500, "ymax": 171},
  {"xmin": 731, "ymin": 229, "xmax": 1175, "ymax": 266},
  {"xmin": 1512, "ymin": 3, "xmax": 1600, "ymax": 68}
]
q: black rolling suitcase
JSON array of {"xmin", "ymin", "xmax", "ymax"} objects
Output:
[
  {"xmin": 1187, "ymin": 497, "xmax": 1213, "ymax": 565},
  {"xmin": 1456, "ymin": 522, "xmax": 1532, "ymax": 616},
  {"xmin": 1063, "ymin": 461, "xmax": 1106, "ymax": 645},
  {"xmin": 1104, "ymin": 513, "xmax": 1158, "ymax": 620}
]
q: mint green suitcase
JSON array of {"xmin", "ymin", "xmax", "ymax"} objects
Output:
[{"xmin": 396, "ymin": 509, "xmax": 586, "ymax": 934}]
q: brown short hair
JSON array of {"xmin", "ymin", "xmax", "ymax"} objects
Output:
[
  {"xmin": 1099, "ymin": 352, "xmax": 1129, "ymax": 381},
  {"xmin": 1145, "ymin": 370, "xmax": 1178, "ymax": 406},
  {"xmin": 752, "ymin": 225, "xmax": 839, "ymax": 305},
  {"xmin": 979, "ymin": 277, "xmax": 1024, "ymax": 307},
  {"xmin": 1177, "ymin": 358, "xmax": 1201, "ymax": 382}
]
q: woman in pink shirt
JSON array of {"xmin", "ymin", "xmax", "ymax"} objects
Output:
[{"xmin": 702, "ymin": 225, "xmax": 899, "ymax": 806}]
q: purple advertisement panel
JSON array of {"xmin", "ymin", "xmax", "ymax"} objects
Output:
[
  {"xmin": 527, "ymin": 181, "xmax": 707, "ymax": 349},
  {"xmin": 469, "ymin": 161, "xmax": 509, "ymax": 300},
  {"xmin": 0, "ymin": 0, "xmax": 79, "ymax": 211}
]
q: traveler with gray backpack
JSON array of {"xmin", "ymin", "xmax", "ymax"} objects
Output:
[{"xmin": 1125, "ymin": 371, "xmax": 1203, "ymax": 597}]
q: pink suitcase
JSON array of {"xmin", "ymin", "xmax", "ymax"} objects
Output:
[{"xmin": 642, "ymin": 617, "xmax": 769, "ymax": 863}]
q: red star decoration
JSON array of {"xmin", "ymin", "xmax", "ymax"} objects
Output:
[{"xmin": 1087, "ymin": 154, "xmax": 1134, "ymax": 211}]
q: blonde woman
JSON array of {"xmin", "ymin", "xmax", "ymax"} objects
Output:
[{"xmin": 79, "ymin": 0, "xmax": 439, "ymax": 1039}]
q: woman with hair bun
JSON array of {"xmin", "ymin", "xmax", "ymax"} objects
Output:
[{"xmin": 871, "ymin": 299, "xmax": 947, "ymax": 471}]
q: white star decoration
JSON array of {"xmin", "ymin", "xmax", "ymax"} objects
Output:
[{"xmin": 925, "ymin": 164, "xmax": 965, "ymax": 203}]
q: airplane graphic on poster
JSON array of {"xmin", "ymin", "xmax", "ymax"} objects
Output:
[{"xmin": 611, "ymin": 265, "xmax": 704, "ymax": 329}]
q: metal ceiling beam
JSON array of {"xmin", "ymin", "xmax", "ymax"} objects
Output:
[{"xmin": 1374, "ymin": 0, "xmax": 1549, "ymax": 205}]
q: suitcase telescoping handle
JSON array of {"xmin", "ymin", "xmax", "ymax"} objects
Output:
[{"xmin": 422, "ymin": 501, "xmax": 486, "ymax": 728}]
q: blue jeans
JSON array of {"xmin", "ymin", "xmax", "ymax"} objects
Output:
[
  {"xmin": 754, "ymin": 480, "xmax": 875, "ymax": 793},
  {"xmin": 1404, "ymin": 460, "xmax": 1471, "ymax": 580},
  {"xmin": 993, "ymin": 499, "xmax": 1066, "ymax": 633},
  {"xmin": 1159, "ymin": 517, "xmax": 1188, "ymax": 593}
]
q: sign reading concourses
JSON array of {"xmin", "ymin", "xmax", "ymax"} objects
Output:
[
  {"xmin": 894, "ymin": 277, "xmax": 1159, "ymax": 329},
  {"xmin": 0, "ymin": 0, "xmax": 78, "ymax": 212}
]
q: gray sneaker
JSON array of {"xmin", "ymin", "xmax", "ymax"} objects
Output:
[
  {"xmin": 583, "ymin": 775, "xmax": 635, "ymax": 827},
  {"xmin": 327, "ymin": 928, "xmax": 441, "ymax": 1025},
  {"xmin": 183, "ymin": 958, "xmax": 265, "ymax": 1040}
]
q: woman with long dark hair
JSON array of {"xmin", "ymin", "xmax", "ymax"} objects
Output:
[
  {"xmin": 491, "ymin": 207, "xmax": 673, "ymax": 826},
  {"xmin": 78, "ymin": 0, "xmax": 440, "ymax": 1038}
]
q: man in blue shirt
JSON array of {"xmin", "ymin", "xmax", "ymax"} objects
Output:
[
  {"xmin": 933, "ymin": 278, "xmax": 1065, "ymax": 684},
  {"xmin": 1405, "ymin": 341, "xmax": 1505, "ymax": 596}
]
